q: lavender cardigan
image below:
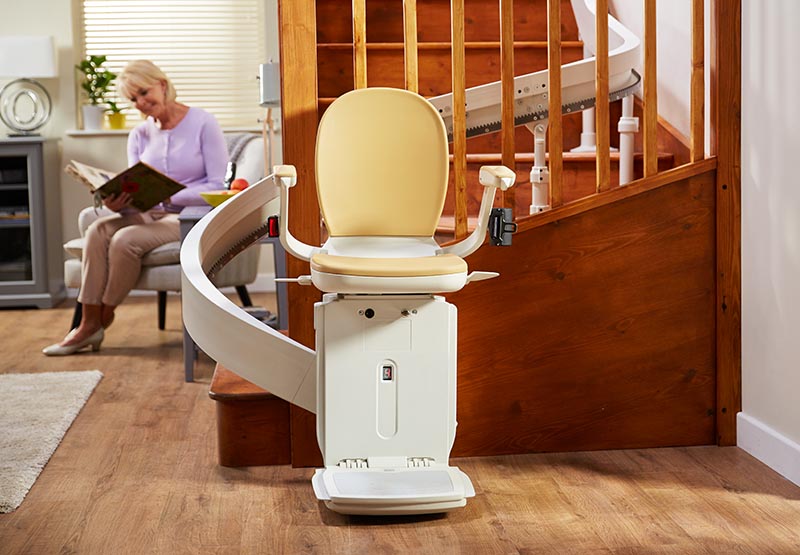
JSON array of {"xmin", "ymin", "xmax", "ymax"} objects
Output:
[{"xmin": 127, "ymin": 107, "xmax": 229, "ymax": 212}]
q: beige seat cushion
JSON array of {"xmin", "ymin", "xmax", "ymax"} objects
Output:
[{"xmin": 310, "ymin": 253, "xmax": 466, "ymax": 277}]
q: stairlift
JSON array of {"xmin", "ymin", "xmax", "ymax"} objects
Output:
[
  {"xmin": 182, "ymin": 87, "xmax": 515, "ymax": 515},
  {"xmin": 180, "ymin": 0, "xmax": 643, "ymax": 517}
]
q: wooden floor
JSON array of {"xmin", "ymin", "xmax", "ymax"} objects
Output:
[{"xmin": 1, "ymin": 295, "xmax": 799, "ymax": 554}]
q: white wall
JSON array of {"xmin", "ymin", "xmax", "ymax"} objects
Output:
[
  {"xmin": 608, "ymin": 0, "xmax": 692, "ymax": 139},
  {"xmin": 0, "ymin": 0, "xmax": 281, "ymax": 285},
  {"xmin": 738, "ymin": 0, "xmax": 800, "ymax": 485}
]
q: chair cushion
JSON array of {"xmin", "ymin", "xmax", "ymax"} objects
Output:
[
  {"xmin": 310, "ymin": 253, "xmax": 466, "ymax": 277},
  {"xmin": 140, "ymin": 241, "xmax": 181, "ymax": 267},
  {"xmin": 62, "ymin": 237, "xmax": 181, "ymax": 267}
]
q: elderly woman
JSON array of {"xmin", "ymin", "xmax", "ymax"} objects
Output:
[{"xmin": 44, "ymin": 60, "xmax": 228, "ymax": 355}]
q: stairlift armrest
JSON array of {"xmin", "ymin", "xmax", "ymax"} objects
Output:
[
  {"xmin": 275, "ymin": 165, "xmax": 323, "ymax": 262},
  {"xmin": 273, "ymin": 164, "xmax": 297, "ymax": 187},
  {"xmin": 479, "ymin": 165, "xmax": 516, "ymax": 191},
  {"xmin": 438, "ymin": 165, "xmax": 516, "ymax": 258}
]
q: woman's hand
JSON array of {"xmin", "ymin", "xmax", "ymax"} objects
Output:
[{"xmin": 104, "ymin": 192, "xmax": 132, "ymax": 212}]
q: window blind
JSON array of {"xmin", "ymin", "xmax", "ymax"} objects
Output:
[{"xmin": 80, "ymin": 0, "xmax": 266, "ymax": 128}]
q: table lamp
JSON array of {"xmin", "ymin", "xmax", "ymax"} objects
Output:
[{"xmin": 0, "ymin": 36, "xmax": 57, "ymax": 136}]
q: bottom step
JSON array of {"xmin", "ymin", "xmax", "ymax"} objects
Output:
[{"xmin": 209, "ymin": 364, "xmax": 291, "ymax": 467}]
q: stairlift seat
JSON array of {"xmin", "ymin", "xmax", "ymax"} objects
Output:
[
  {"xmin": 310, "ymin": 252, "xmax": 468, "ymax": 294},
  {"xmin": 311, "ymin": 253, "xmax": 466, "ymax": 277}
]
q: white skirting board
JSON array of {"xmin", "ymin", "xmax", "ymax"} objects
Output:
[
  {"xmin": 737, "ymin": 412, "xmax": 800, "ymax": 487},
  {"xmin": 65, "ymin": 272, "xmax": 277, "ymax": 299}
]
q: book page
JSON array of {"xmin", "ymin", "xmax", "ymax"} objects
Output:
[{"xmin": 65, "ymin": 160, "xmax": 116, "ymax": 191}]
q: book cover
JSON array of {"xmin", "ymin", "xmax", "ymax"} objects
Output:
[{"xmin": 65, "ymin": 160, "xmax": 186, "ymax": 212}]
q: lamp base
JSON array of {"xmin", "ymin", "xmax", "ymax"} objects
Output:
[{"xmin": 0, "ymin": 79, "xmax": 52, "ymax": 135}]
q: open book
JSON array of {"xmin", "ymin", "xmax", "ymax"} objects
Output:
[{"xmin": 65, "ymin": 160, "xmax": 186, "ymax": 212}]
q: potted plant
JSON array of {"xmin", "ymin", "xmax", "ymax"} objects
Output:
[
  {"xmin": 106, "ymin": 99, "xmax": 126, "ymax": 130},
  {"xmin": 75, "ymin": 55, "xmax": 116, "ymax": 130}
]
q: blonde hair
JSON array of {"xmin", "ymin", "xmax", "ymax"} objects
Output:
[{"xmin": 116, "ymin": 60, "xmax": 177, "ymax": 102}]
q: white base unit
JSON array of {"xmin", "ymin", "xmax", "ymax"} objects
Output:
[{"xmin": 312, "ymin": 294, "xmax": 474, "ymax": 514}]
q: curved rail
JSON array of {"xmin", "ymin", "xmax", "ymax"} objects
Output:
[{"xmin": 180, "ymin": 176, "xmax": 317, "ymax": 412}]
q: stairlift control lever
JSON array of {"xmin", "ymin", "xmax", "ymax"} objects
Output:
[{"xmin": 275, "ymin": 275, "xmax": 313, "ymax": 286}]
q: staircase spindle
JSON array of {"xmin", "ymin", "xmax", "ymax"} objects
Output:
[
  {"xmin": 691, "ymin": 0, "xmax": 705, "ymax": 162},
  {"xmin": 451, "ymin": 0, "xmax": 468, "ymax": 239},
  {"xmin": 643, "ymin": 0, "xmax": 658, "ymax": 176},
  {"xmin": 548, "ymin": 0, "xmax": 564, "ymax": 207},
  {"xmin": 500, "ymin": 0, "xmax": 516, "ymax": 212},
  {"xmin": 353, "ymin": 0, "xmax": 367, "ymax": 89},
  {"xmin": 403, "ymin": 0, "xmax": 419, "ymax": 94},
  {"xmin": 595, "ymin": 0, "xmax": 611, "ymax": 192}
]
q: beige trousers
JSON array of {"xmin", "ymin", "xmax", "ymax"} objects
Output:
[{"xmin": 79, "ymin": 211, "xmax": 180, "ymax": 306}]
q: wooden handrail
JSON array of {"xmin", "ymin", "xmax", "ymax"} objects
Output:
[
  {"xmin": 403, "ymin": 0, "xmax": 419, "ymax": 94},
  {"xmin": 548, "ymin": 0, "xmax": 563, "ymax": 207},
  {"xmin": 516, "ymin": 158, "xmax": 717, "ymax": 234},
  {"xmin": 352, "ymin": 0, "xmax": 367, "ymax": 89},
  {"xmin": 451, "ymin": 0, "xmax": 468, "ymax": 239},
  {"xmin": 500, "ymin": 0, "xmax": 516, "ymax": 212}
]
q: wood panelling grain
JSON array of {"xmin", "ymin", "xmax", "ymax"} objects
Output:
[
  {"xmin": 714, "ymin": 0, "xmax": 741, "ymax": 446},
  {"xmin": 547, "ymin": 0, "xmax": 563, "ymax": 207},
  {"xmin": 690, "ymin": 0, "xmax": 705, "ymax": 162},
  {"xmin": 403, "ymin": 0, "xmax": 419, "ymax": 92},
  {"xmin": 447, "ymin": 172, "xmax": 717, "ymax": 455},
  {"xmin": 317, "ymin": 44, "xmax": 585, "ymax": 98},
  {"xmin": 315, "ymin": 0, "xmax": 580, "ymax": 44},
  {"xmin": 643, "ymin": 0, "xmax": 659, "ymax": 177},
  {"xmin": 500, "ymin": 0, "xmax": 516, "ymax": 211},
  {"xmin": 279, "ymin": 0, "xmax": 323, "ymax": 468},
  {"xmin": 352, "ymin": 0, "xmax": 368, "ymax": 88},
  {"xmin": 452, "ymin": 0, "xmax": 468, "ymax": 238},
  {"xmin": 594, "ymin": 0, "xmax": 610, "ymax": 192},
  {"xmin": 209, "ymin": 366, "xmax": 291, "ymax": 467}
]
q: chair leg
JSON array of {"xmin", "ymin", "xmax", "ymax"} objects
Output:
[
  {"xmin": 235, "ymin": 285, "xmax": 253, "ymax": 307},
  {"xmin": 71, "ymin": 301, "xmax": 83, "ymax": 331},
  {"xmin": 158, "ymin": 291, "xmax": 167, "ymax": 330}
]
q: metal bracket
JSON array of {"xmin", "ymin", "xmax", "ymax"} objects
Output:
[{"xmin": 489, "ymin": 208, "xmax": 517, "ymax": 246}]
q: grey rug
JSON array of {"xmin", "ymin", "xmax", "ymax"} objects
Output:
[{"xmin": 0, "ymin": 370, "xmax": 103, "ymax": 513}]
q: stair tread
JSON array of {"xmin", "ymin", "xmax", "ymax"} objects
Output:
[{"xmin": 210, "ymin": 365, "xmax": 274, "ymax": 401}]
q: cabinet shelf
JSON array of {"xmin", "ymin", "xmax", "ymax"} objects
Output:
[{"xmin": 0, "ymin": 138, "xmax": 64, "ymax": 307}]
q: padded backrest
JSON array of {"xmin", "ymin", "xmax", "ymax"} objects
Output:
[{"xmin": 316, "ymin": 88, "xmax": 449, "ymax": 237}]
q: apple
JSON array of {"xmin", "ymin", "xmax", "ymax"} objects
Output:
[{"xmin": 230, "ymin": 178, "xmax": 249, "ymax": 191}]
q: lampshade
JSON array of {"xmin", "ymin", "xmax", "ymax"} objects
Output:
[
  {"xmin": 0, "ymin": 36, "xmax": 57, "ymax": 135},
  {"xmin": 0, "ymin": 36, "xmax": 57, "ymax": 78}
]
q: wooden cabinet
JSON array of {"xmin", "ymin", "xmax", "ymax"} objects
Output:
[{"xmin": 0, "ymin": 138, "xmax": 64, "ymax": 307}]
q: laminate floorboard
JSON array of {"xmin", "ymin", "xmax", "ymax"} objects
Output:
[{"xmin": 1, "ymin": 295, "xmax": 799, "ymax": 554}]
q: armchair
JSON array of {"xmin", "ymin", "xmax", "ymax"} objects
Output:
[{"xmin": 63, "ymin": 133, "xmax": 266, "ymax": 335}]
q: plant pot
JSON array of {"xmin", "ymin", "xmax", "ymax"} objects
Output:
[
  {"xmin": 107, "ymin": 112, "xmax": 126, "ymax": 130},
  {"xmin": 82, "ymin": 105, "xmax": 104, "ymax": 131}
]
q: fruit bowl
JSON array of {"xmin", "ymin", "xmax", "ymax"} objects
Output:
[{"xmin": 200, "ymin": 190, "xmax": 239, "ymax": 207}]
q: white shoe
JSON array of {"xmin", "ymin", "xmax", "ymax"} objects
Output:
[{"xmin": 42, "ymin": 328, "xmax": 104, "ymax": 356}]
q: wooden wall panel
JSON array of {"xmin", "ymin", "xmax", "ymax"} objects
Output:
[
  {"xmin": 447, "ymin": 171, "xmax": 717, "ymax": 455},
  {"xmin": 315, "ymin": 0, "xmax": 580, "ymax": 44},
  {"xmin": 317, "ymin": 44, "xmax": 584, "ymax": 98}
]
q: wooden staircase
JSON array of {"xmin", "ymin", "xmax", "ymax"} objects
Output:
[{"xmin": 208, "ymin": 0, "xmax": 718, "ymax": 468}]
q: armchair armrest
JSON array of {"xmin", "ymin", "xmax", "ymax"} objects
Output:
[
  {"xmin": 274, "ymin": 165, "xmax": 324, "ymax": 262},
  {"xmin": 438, "ymin": 165, "xmax": 516, "ymax": 259}
]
